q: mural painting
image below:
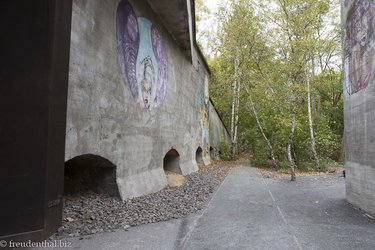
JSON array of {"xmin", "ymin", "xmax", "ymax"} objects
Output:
[
  {"xmin": 344, "ymin": 0, "xmax": 375, "ymax": 96},
  {"xmin": 116, "ymin": 0, "xmax": 167, "ymax": 109},
  {"xmin": 198, "ymin": 75, "xmax": 210, "ymax": 163}
]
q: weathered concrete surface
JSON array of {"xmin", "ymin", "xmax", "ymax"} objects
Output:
[
  {"xmin": 209, "ymin": 99, "xmax": 231, "ymax": 156},
  {"xmin": 185, "ymin": 168, "xmax": 375, "ymax": 250},
  {"xmin": 65, "ymin": 0, "xmax": 217, "ymax": 199},
  {"xmin": 185, "ymin": 167, "xmax": 298, "ymax": 250},
  {"xmin": 342, "ymin": 0, "xmax": 375, "ymax": 216},
  {"xmin": 33, "ymin": 215, "xmax": 200, "ymax": 250},
  {"xmin": 40, "ymin": 167, "xmax": 375, "ymax": 250},
  {"xmin": 146, "ymin": 0, "xmax": 192, "ymax": 60},
  {"xmin": 264, "ymin": 174, "xmax": 375, "ymax": 250}
]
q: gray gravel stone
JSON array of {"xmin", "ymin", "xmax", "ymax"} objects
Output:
[{"xmin": 50, "ymin": 165, "xmax": 232, "ymax": 239}]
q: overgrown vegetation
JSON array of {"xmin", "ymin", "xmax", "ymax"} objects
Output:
[
  {"xmin": 219, "ymin": 137, "xmax": 233, "ymax": 161},
  {"xmin": 197, "ymin": 0, "xmax": 342, "ymax": 180}
]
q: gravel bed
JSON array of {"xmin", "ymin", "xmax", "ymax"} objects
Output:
[{"xmin": 51, "ymin": 161, "xmax": 235, "ymax": 239}]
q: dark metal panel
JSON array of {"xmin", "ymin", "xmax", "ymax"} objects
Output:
[
  {"xmin": 0, "ymin": 0, "xmax": 72, "ymax": 241},
  {"xmin": 44, "ymin": 0, "xmax": 73, "ymax": 239}
]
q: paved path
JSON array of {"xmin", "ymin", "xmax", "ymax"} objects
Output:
[
  {"xmin": 185, "ymin": 167, "xmax": 375, "ymax": 250},
  {"xmin": 185, "ymin": 167, "xmax": 298, "ymax": 250},
  {"xmin": 35, "ymin": 166, "xmax": 375, "ymax": 250}
]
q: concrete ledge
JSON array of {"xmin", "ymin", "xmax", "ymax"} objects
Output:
[
  {"xmin": 180, "ymin": 160, "xmax": 199, "ymax": 176},
  {"xmin": 117, "ymin": 168, "xmax": 167, "ymax": 199}
]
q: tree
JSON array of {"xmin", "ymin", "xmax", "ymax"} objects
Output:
[
  {"xmin": 262, "ymin": 0, "xmax": 340, "ymax": 172},
  {"xmin": 211, "ymin": 0, "xmax": 281, "ymax": 166},
  {"xmin": 203, "ymin": 0, "xmax": 342, "ymax": 180}
]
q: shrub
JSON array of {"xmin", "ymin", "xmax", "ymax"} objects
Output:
[{"xmin": 219, "ymin": 137, "xmax": 233, "ymax": 161}]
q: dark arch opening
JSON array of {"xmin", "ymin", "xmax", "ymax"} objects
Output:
[
  {"xmin": 196, "ymin": 146, "xmax": 203, "ymax": 165},
  {"xmin": 163, "ymin": 149, "xmax": 181, "ymax": 174},
  {"xmin": 210, "ymin": 146, "xmax": 215, "ymax": 159},
  {"xmin": 64, "ymin": 154, "xmax": 120, "ymax": 197}
]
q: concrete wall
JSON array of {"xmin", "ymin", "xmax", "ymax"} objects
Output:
[
  {"xmin": 209, "ymin": 100, "xmax": 231, "ymax": 157},
  {"xmin": 66, "ymin": 0, "xmax": 215, "ymax": 199},
  {"xmin": 342, "ymin": 0, "xmax": 375, "ymax": 216}
]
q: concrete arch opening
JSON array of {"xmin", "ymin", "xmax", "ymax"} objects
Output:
[
  {"xmin": 64, "ymin": 154, "xmax": 120, "ymax": 197},
  {"xmin": 196, "ymin": 146, "xmax": 204, "ymax": 165},
  {"xmin": 209, "ymin": 146, "xmax": 215, "ymax": 159},
  {"xmin": 163, "ymin": 149, "xmax": 182, "ymax": 174}
]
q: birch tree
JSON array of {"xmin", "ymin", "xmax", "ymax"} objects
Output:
[
  {"xmin": 215, "ymin": 0, "xmax": 261, "ymax": 154},
  {"xmin": 203, "ymin": 0, "xmax": 342, "ymax": 176}
]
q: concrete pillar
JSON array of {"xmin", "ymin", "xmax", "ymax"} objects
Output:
[{"xmin": 342, "ymin": 0, "xmax": 375, "ymax": 216}]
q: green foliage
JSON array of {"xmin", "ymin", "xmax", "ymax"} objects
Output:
[
  {"xmin": 219, "ymin": 137, "xmax": 233, "ymax": 161},
  {"xmin": 195, "ymin": 0, "xmax": 210, "ymax": 23},
  {"xmin": 208, "ymin": 0, "xmax": 342, "ymax": 170},
  {"xmin": 314, "ymin": 115, "xmax": 341, "ymax": 161}
]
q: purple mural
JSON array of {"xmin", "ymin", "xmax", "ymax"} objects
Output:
[
  {"xmin": 116, "ymin": 0, "xmax": 139, "ymax": 99},
  {"xmin": 151, "ymin": 26, "xmax": 167, "ymax": 106},
  {"xmin": 344, "ymin": 1, "xmax": 375, "ymax": 96},
  {"xmin": 116, "ymin": 0, "xmax": 168, "ymax": 109}
]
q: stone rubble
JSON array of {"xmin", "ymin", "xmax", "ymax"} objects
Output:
[{"xmin": 51, "ymin": 161, "xmax": 236, "ymax": 239}]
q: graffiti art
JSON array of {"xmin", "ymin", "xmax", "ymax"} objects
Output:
[
  {"xmin": 198, "ymin": 75, "xmax": 210, "ymax": 162},
  {"xmin": 116, "ymin": 0, "xmax": 167, "ymax": 109},
  {"xmin": 344, "ymin": 0, "xmax": 375, "ymax": 96}
]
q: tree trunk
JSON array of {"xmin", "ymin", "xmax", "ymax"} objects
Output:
[
  {"xmin": 230, "ymin": 76, "xmax": 236, "ymax": 143},
  {"xmin": 292, "ymin": 146, "xmax": 300, "ymax": 169},
  {"xmin": 248, "ymin": 94, "xmax": 278, "ymax": 168},
  {"xmin": 233, "ymin": 58, "xmax": 240, "ymax": 154},
  {"xmin": 288, "ymin": 142, "xmax": 296, "ymax": 181},
  {"xmin": 307, "ymin": 75, "xmax": 320, "ymax": 170},
  {"xmin": 287, "ymin": 101, "xmax": 297, "ymax": 181}
]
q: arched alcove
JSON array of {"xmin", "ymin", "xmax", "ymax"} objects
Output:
[
  {"xmin": 64, "ymin": 154, "xmax": 120, "ymax": 197},
  {"xmin": 163, "ymin": 149, "xmax": 182, "ymax": 174},
  {"xmin": 210, "ymin": 146, "xmax": 215, "ymax": 159},
  {"xmin": 196, "ymin": 146, "xmax": 203, "ymax": 165}
]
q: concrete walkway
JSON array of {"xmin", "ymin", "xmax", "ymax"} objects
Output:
[
  {"xmin": 185, "ymin": 167, "xmax": 298, "ymax": 250},
  {"xmin": 185, "ymin": 167, "xmax": 375, "ymax": 250},
  {"xmin": 35, "ymin": 166, "xmax": 375, "ymax": 250}
]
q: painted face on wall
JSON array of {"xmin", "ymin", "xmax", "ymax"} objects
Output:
[
  {"xmin": 355, "ymin": 15, "xmax": 368, "ymax": 46},
  {"xmin": 140, "ymin": 57, "xmax": 154, "ymax": 109},
  {"xmin": 116, "ymin": 0, "xmax": 168, "ymax": 109},
  {"xmin": 344, "ymin": 1, "xmax": 375, "ymax": 96}
]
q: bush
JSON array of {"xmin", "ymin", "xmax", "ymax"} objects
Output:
[{"xmin": 219, "ymin": 137, "xmax": 233, "ymax": 161}]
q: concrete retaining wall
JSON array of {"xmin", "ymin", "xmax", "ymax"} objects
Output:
[
  {"xmin": 65, "ymin": 0, "xmax": 218, "ymax": 199},
  {"xmin": 209, "ymin": 100, "xmax": 231, "ymax": 157},
  {"xmin": 342, "ymin": 0, "xmax": 375, "ymax": 216}
]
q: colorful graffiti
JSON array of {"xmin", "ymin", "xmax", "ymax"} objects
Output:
[
  {"xmin": 198, "ymin": 75, "xmax": 210, "ymax": 162},
  {"xmin": 116, "ymin": 0, "xmax": 167, "ymax": 109},
  {"xmin": 344, "ymin": 1, "xmax": 375, "ymax": 96}
]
